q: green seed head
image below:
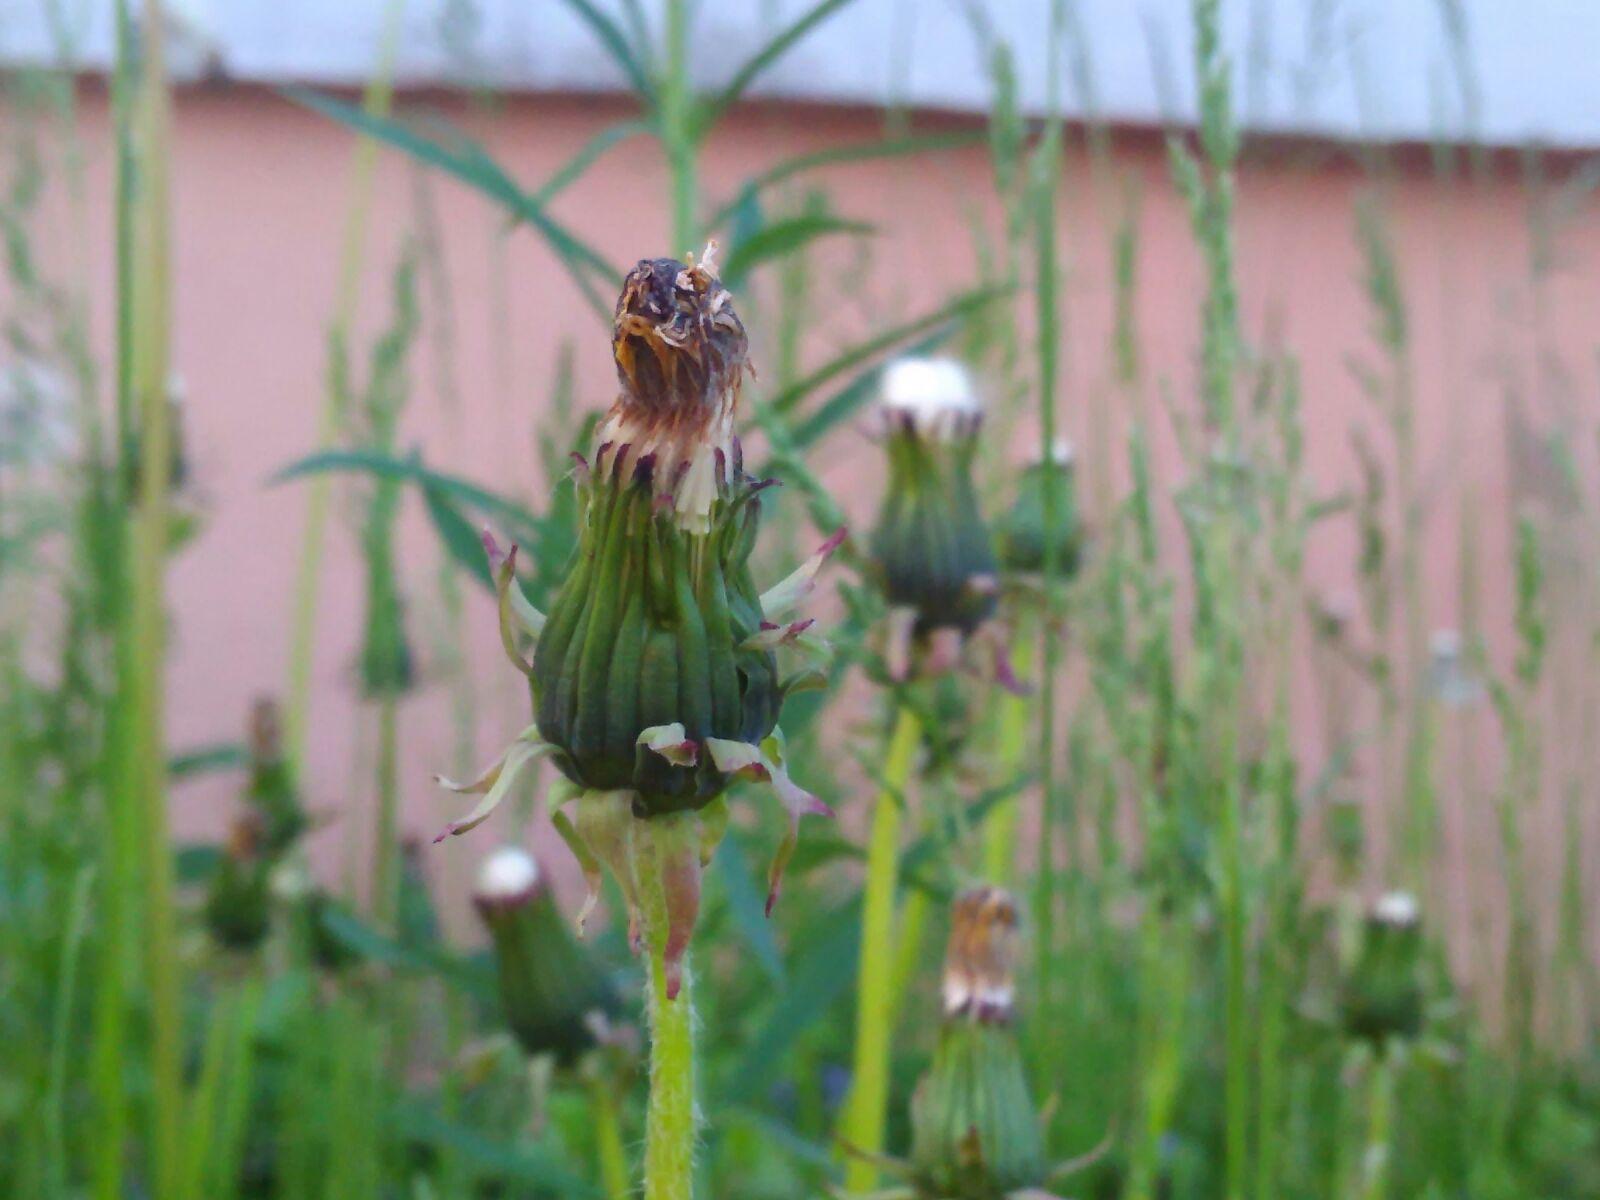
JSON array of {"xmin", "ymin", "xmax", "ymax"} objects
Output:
[
  {"xmin": 1341, "ymin": 890, "xmax": 1425, "ymax": 1048},
  {"xmin": 995, "ymin": 439, "xmax": 1084, "ymax": 578},
  {"xmin": 911, "ymin": 887, "xmax": 1045, "ymax": 1199},
  {"xmin": 473, "ymin": 845, "xmax": 623, "ymax": 1065},
  {"xmin": 869, "ymin": 358, "xmax": 998, "ymax": 638}
]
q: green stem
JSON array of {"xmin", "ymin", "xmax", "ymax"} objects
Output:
[
  {"xmin": 370, "ymin": 693, "xmax": 400, "ymax": 927},
  {"xmin": 590, "ymin": 1076, "xmax": 632, "ymax": 1200},
  {"xmin": 92, "ymin": 9, "xmax": 140, "ymax": 1196},
  {"xmin": 842, "ymin": 704, "xmax": 920, "ymax": 1192},
  {"xmin": 284, "ymin": 0, "xmax": 405, "ymax": 774},
  {"xmin": 128, "ymin": 4, "xmax": 181, "ymax": 1192},
  {"xmin": 1359, "ymin": 1053, "xmax": 1396, "ymax": 1200},
  {"xmin": 641, "ymin": 818, "xmax": 697, "ymax": 1200},
  {"xmin": 662, "ymin": 0, "xmax": 698, "ymax": 252},
  {"xmin": 983, "ymin": 630, "xmax": 1035, "ymax": 883},
  {"xmin": 1031, "ymin": 122, "xmax": 1063, "ymax": 1020}
]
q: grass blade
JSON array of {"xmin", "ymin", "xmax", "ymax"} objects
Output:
[
  {"xmin": 282, "ymin": 89, "xmax": 620, "ymax": 314},
  {"xmin": 554, "ymin": 0, "xmax": 658, "ymax": 107},
  {"xmin": 722, "ymin": 214, "xmax": 872, "ymax": 288},
  {"xmin": 765, "ymin": 285, "xmax": 1008, "ymax": 417},
  {"xmin": 697, "ymin": 0, "xmax": 861, "ymax": 134},
  {"xmin": 533, "ymin": 118, "xmax": 651, "ymax": 204},
  {"xmin": 706, "ymin": 132, "xmax": 983, "ymax": 231}
]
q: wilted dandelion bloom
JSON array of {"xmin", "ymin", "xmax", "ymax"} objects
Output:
[
  {"xmin": 438, "ymin": 244, "xmax": 839, "ymax": 994},
  {"xmin": 909, "ymin": 887, "xmax": 1049, "ymax": 1200}
]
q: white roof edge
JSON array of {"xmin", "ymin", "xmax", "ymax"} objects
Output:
[{"xmin": 1, "ymin": 0, "xmax": 1595, "ymax": 151}]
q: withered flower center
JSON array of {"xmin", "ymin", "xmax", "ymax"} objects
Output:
[
  {"xmin": 942, "ymin": 885, "xmax": 1020, "ymax": 1024},
  {"xmin": 611, "ymin": 250, "xmax": 747, "ymax": 437}
]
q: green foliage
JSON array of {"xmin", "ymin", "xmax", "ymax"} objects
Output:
[{"xmin": 2, "ymin": 4, "xmax": 1598, "ymax": 1200}]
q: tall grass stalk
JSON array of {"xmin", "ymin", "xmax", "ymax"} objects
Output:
[
  {"xmin": 89, "ymin": 7, "xmax": 142, "ymax": 1193},
  {"xmin": 122, "ymin": 2, "xmax": 183, "ymax": 1191},
  {"xmin": 1171, "ymin": 1, "xmax": 1249, "ymax": 1194},
  {"xmin": 662, "ymin": 0, "xmax": 697, "ymax": 252},
  {"xmin": 1031, "ymin": 0, "xmax": 1068, "ymax": 1031},
  {"xmin": 284, "ymin": 0, "xmax": 405, "ymax": 773},
  {"xmin": 841, "ymin": 702, "xmax": 920, "ymax": 1192}
]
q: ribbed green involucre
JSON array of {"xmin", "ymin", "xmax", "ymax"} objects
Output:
[
  {"xmin": 910, "ymin": 1022, "xmax": 1046, "ymax": 1199},
  {"xmin": 534, "ymin": 456, "xmax": 780, "ymax": 815},
  {"xmin": 870, "ymin": 422, "xmax": 997, "ymax": 635}
]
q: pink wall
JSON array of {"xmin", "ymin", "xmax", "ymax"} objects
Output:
[{"xmin": 25, "ymin": 87, "xmax": 1600, "ymax": 962}]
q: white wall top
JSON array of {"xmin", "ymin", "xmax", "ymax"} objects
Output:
[{"xmin": 1, "ymin": 0, "xmax": 1591, "ymax": 149}]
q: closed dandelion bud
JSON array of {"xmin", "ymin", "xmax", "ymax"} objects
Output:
[
  {"xmin": 911, "ymin": 887, "xmax": 1045, "ymax": 1199},
  {"xmin": 995, "ymin": 439, "xmax": 1083, "ymax": 579},
  {"xmin": 204, "ymin": 813, "xmax": 272, "ymax": 951},
  {"xmin": 474, "ymin": 846, "xmax": 623, "ymax": 1066},
  {"xmin": 438, "ymin": 244, "xmax": 838, "ymax": 998},
  {"xmin": 245, "ymin": 697, "xmax": 307, "ymax": 857},
  {"xmin": 1341, "ymin": 890, "xmax": 1424, "ymax": 1048},
  {"xmin": 870, "ymin": 358, "xmax": 998, "ymax": 638}
]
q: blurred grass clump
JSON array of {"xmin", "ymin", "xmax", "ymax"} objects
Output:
[{"xmin": 2, "ymin": 1, "xmax": 1600, "ymax": 1198}]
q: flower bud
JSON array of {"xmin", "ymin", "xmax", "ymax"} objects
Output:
[
  {"xmin": 995, "ymin": 439, "xmax": 1083, "ymax": 579},
  {"xmin": 245, "ymin": 697, "xmax": 307, "ymax": 858},
  {"xmin": 910, "ymin": 887, "xmax": 1045, "ymax": 1198},
  {"xmin": 1340, "ymin": 890, "xmax": 1424, "ymax": 1048},
  {"xmin": 869, "ymin": 358, "xmax": 998, "ymax": 638},
  {"xmin": 474, "ymin": 846, "xmax": 623, "ymax": 1065},
  {"xmin": 204, "ymin": 813, "xmax": 272, "ymax": 951}
]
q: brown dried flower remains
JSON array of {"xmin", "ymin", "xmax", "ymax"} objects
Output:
[
  {"xmin": 942, "ymin": 886, "xmax": 1020, "ymax": 1024},
  {"xmin": 608, "ymin": 243, "xmax": 746, "ymax": 449}
]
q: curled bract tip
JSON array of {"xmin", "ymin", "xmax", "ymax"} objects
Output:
[
  {"xmin": 759, "ymin": 526, "xmax": 848, "ymax": 619},
  {"xmin": 705, "ymin": 732, "xmax": 832, "ymax": 916},
  {"xmin": 638, "ymin": 723, "xmax": 699, "ymax": 767},
  {"xmin": 434, "ymin": 730, "xmax": 553, "ymax": 842}
]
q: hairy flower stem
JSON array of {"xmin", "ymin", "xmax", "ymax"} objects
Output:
[
  {"xmin": 1358, "ymin": 1053, "xmax": 1396, "ymax": 1200},
  {"xmin": 842, "ymin": 703, "xmax": 921, "ymax": 1192},
  {"xmin": 641, "ymin": 815, "xmax": 698, "ymax": 1200}
]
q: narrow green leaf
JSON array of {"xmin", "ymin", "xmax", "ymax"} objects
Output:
[
  {"xmin": 722, "ymin": 214, "xmax": 872, "ymax": 288},
  {"xmin": 532, "ymin": 118, "xmax": 651, "ymax": 204},
  {"xmin": 271, "ymin": 448, "xmax": 540, "ymax": 544},
  {"xmin": 169, "ymin": 743, "xmax": 248, "ymax": 779},
  {"xmin": 765, "ymin": 285, "xmax": 1009, "ymax": 416},
  {"xmin": 714, "ymin": 829, "xmax": 786, "ymax": 984},
  {"xmin": 390, "ymin": 1101, "xmax": 605, "ymax": 1196},
  {"xmin": 706, "ymin": 132, "xmax": 983, "ymax": 230},
  {"xmin": 698, "ymin": 0, "xmax": 861, "ymax": 134},
  {"xmin": 785, "ymin": 329, "xmax": 951, "ymax": 450},
  {"xmin": 422, "ymin": 483, "xmax": 494, "ymax": 590},
  {"xmin": 553, "ymin": 0, "xmax": 658, "ymax": 107},
  {"xmin": 281, "ymin": 89, "xmax": 619, "ymax": 314},
  {"xmin": 723, "ymin": 900, "xmax": 860, "ymax": 1101},
  {"xmin": 174, "ymin": 845, "xmax": 224, "ymax": 885}
]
